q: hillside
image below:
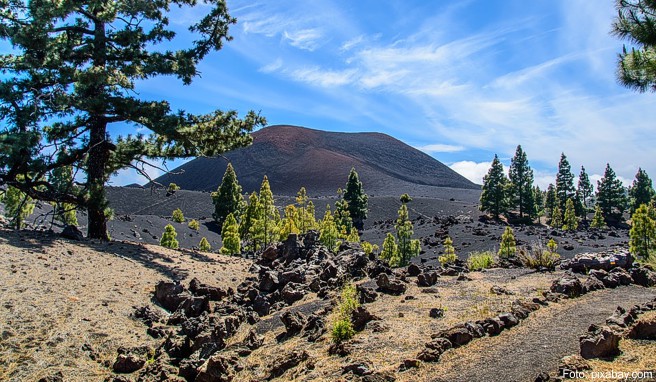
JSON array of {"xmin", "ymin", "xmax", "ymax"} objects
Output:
[{"xmin": 153, "ymin": 125, "xmax": 478, "ymax": 196}]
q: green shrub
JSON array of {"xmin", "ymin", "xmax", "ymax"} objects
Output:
[
  {"xmin": 199, "ymin": 237, "xmax": 211, "ymax": 252},
  {"xmin": 467, "ymin": 251, "xmax": 494, "ymax": 271},
  {"xmin": 330, "ymin": 283, "xmax": 360, "ymax": 343},
  {"xmin": 331, "ymin": 318, "xmax": 355, "ymax": 343},
  {"xmin": 172, "ymin": 208, "xmax": 185, "ymax": 223},
  {"xmin": 518, "ymin": 240, "xmax": 560, "ymax": 270},
  {"xmin": 188, "ymin": 219, "xmax": 200, "ymax": 231},
  {"xmin": 498, "ymin": 226, "xmax": 516, "ymax": 259},
  {"xmin": 167, "ymin": 183, "xmax": 180, "ymax": 193},
  {"xmin": 361, "ymin": 241, "xmax": 378, "ymax": 256},
  {"xmin": 160, "ymin": 224, "xmax": 179, "ymax": 249}
]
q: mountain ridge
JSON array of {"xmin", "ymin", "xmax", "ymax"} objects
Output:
[{"xmin": 153, "ymin": 125, "xmax": 478, "ymax": 196}]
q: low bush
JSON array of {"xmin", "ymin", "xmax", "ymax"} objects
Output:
[
  {"xmin": 172, "ymin": 208, "xmax": 185, "ymax": 223},
  {"xmin": 467, "ymin": 251, "xmax": 495, "ymax": 271},
  {"xmin": 330, "ymin": 283, "xmax": 360, "ymax": 343},
  {"xmin": 188, "ymin": 219, "xmax": 200, "ymax": 230},
  {"xmin": 518, "ymin": 239, "xmax": 560, "ymax": 270}
]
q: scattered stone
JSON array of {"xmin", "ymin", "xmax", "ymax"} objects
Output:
[
  {"xmin": 113, "ymin": 353, "xmax": 145, "ymax": 374},
  {"xmin": 418, "ymin": 338, "xmax": 452, "ymax": 362},
  {"xmin": 550, "ymin": 272, "xmax": 583, "ymax": 298},
  {"xmin": 480, "ymin": 317, "xmax": 505, "ymax": 336},
  {"xmin": 342, "ymin": 362, "xmax": 373, "ymax": 376},
  {"xmin": 559, "ymin": 355, "xmax": 591, "ymax": 375},
  {"xmin": 244, "ymin": 328, "xmax": 264, "ymax": 350},
  {"xmin": 438, "ymin": 325, "xmax": 474, "ymax": 347},
  {"xmin": 398, "ymin": 359, "xmax": 421, "ymax": 371},
  {"xmin": 376, "ymin": 274, "xmax": 407, "ymax": 295},
  {"xmin": 328, "ymin": 342, "xmax": 352, "ymax": 357},
  {"xmin": 196, "ymin": 354, "xmax": 242, "ymax": 382},
  {"xmin": 407, "ymin": 263, "xmax": 422, "ymax": 277},
  {"xmin": 421, "ymin": 287, "xmax": 439, "ymax": 294},
  {"xmin": 580, "ymin": 325, "xmax": 621, "ymax": 359},
  {"xmin": 497, "ymin": 312, "xmax": 520, "ymax": 328},
  {"xmin": 457, "ymin": 273, "xmax": 472, "ymax": 281},
  {"xmin": 417, "ymin": 271, "xmax": 439, "ymax": 287},
  {"xmin": 266, "ymin": 350, "xmax": 309, "ymax": 380},
  {"xmin": 534, "ymin": 372, "xmax": 551, "ymax": 382},
  {"xmin": 259, "ymin": 271, "xmax": 279, "ymax": 292},
  {"xmin": 630, "ymin": 266, "xmax": 656, "ymax": 287},
  {"xmin": 560, "ymin": 251, "xmax": 633, "ymax": 273},
  {"xmin": 37, "ymin": 371, "xmax": 64, "ymax": 382},
  {"xmin": 429, "ymin": 308, "xmax": 445, "ymax": 319},
  {"xmin": 280, "ymin": 311, "xmax": 305, "ymax": 337},
  {"xmin": 131, "ymin": 305, "xmax": 163, "ymax": 327},
  {"xmin": 582, "ymin": 276, "xmax": 605, "ymax": 293},
  {"xmin": 357, "ymin": 285, "xmax": 378, "ymax": 304},
  {"xmin": 154, "ymin": 281, "xmax": 185, "ymax": 311},
  {"xmin": 351, "ymin": 306, "xmax": 379, "ymax": 331},
  {"xmin": 627, "ymin": 315, "xmax": 656, "ymax": 340},
  {"xmin": 301, "ymin": 314, "xmax": 326, "ymax": 342},
  {"xmin": 281, "ymin": 282, "xmax": 306, "ymax": 304},
  {"xmin": 490, "ymin": 286, "xmax": 514, "ymax": 295}
]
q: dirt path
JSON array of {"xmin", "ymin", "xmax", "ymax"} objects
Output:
[{"xmin": 423, "ymin": 286, "xmax": 656, "ymax": 382}]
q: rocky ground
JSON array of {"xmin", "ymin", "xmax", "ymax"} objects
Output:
[{"xmin": 1, "ymin": 227, "xmax": 655, "ymax": 382}]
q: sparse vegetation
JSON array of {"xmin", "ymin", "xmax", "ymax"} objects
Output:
[
  {"xmin": 330, "ymin": 283, "xmax": 359, "ymax": 343},
  {"xmin": 199, "ymin": 237, "xmax": 211, "ymax": 252},
  {"xmin": 629, "ymin": 204, "xmax": 656, "ymax": 261},
  {"xmin": 361, "ymin": 241, "xmax": 378, "ymax": 256},
  {"xmin": 211, "ymin": 163, "xmax": 244, "ymax": 230},
  {"xmin": 467, "ymin": 251, "xmax": 494, "ymax": 271},
  {"xmin": 250, "ymin": 176, "xmax": 280, "ymax": 250},
  {"xmin": 172, "ymin": 208, "xmax": 185, "ymax": 223},
  {"xmin": 160, "ymin": 224, "xmax": 179, "ymax": 249},
  {"xmin": 2, "ymin": 180, "xmax": 35, "ymax": 229},
  {"xmin": 188, "ymin": 219, "xmax": 200, "ymax": 231},
  {"xmin": 319, "ymin": 206, "xmax": 340, "ymax": 252},
  {"xmin": 167, "ymin": 183, "xmax": 180, "ymax": 194},
  {"xmin": 498, "ymin": 227, "xmax": 517, "ymax": 259},
  {"xmin": 439, "ymin": 236, "xmax": 457, "ymax": 266},
  {"xmin": 591, "ymin": 205, "xmax": 607, "ymax": 229},
  {"xmin": 562, "ymin": 198, "xmax": 579, "ymax": 231},
  {"xmin": 220, "ymin": 213, "xmax": 241, "ymax": 256},
  {"xmin": 379, "ymin": 196, "xmax": 421, "ymax": 267},
  {"xmin": 518, "ymin": 240, "xmax": 560, "ymax": 270}
]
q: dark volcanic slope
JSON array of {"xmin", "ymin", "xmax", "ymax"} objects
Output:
[{"xmin": 153, "ymin": 125, "xmax": 478, "ymax": 196}]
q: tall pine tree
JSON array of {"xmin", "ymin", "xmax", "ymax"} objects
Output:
[
  {"xmin": 250, "ymin": 176, "xmax": 280, "ymax": 250},
  {"xmin": 343, "ymin": 168, "xmax": 368, "ymax": 230},
  {"xmin": 596, "ymin": 163, "xmax": 628, "ymax": 223},
  {"xmin": 629, "ymin": 204, "xmax": 656, "ymax": 260},
  {"xmin": 508, "ymin": 145, "xmax": 535, "ymax": 219},
  {"xmin": 212, "ymin": 163, "xmax": 243, "ymax": 229},
  {"xmin": 556, "ymin": 153, "xmax": 575, "ymax": 211},
  {"xmin": 577, "ymin": 166, "xmax": 594, "ymax": 211},
  {"xmin": 480, "ymin": 155, "xmax": 509, "ymax": 219},
  {"xmin": 0, "ymin": 1, "xmax": 265, "ymax": 240},
  {"xmin": 545, "ymin": 183, "xmax": 557, "ymax": 219},
  {"xmin": 629, "ymin": 168, "xmax": 655, "ymax": 214}
]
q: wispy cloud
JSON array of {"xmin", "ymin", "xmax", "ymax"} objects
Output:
[
  {"xmin": 418, "ymin": 144, "xmax": 465, "ymax": 154},
  {"xmin": 259, "ymin": 58, "xmax": 283, "ymax": 73},
  {"xmin": 283, "ymin": 28, "xmax": 324, "ymax": 51}
]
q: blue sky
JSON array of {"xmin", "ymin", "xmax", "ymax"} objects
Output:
[{"xmin": 112, "ymin": 0, "xmax": 656, "ymax": 190}]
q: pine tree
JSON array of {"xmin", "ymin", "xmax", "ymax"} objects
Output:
[
  {"xmin": 0, "ymin": 1, "xmax": 265, "ymax": 240},
  {"xmin": 343, "ymin": 168, "xmax": 368, "ymax": 230},
  {"xmin": 577, "ymin": 166, "xmax": 594, "ymax": 217},
  {"xmin": 241, "ymin": 193, "xmax": 259, "ymax": 239},
  {"xmin": 212, "ymin": 163, "xmax": 244, "ymax": 229},
  {"xmin": 334, "ymin": 198, "xmax": 353, "ymax": 236},
  {"xmin": 199, "ymin": 237, "xmax": 212, "ymax": 252},
  {"xmin": 551, "ymin": 205, "xmax": 563, "ymax": 229},
  {"xmin": 221, "ymin": 213, "xmax": 241, "ymax": 256},
  {"xmin": 612, "ymin": 0, "xmax": 656, "ymax": 92},
  {"xmin": 394, "ymin": 202, "xmax": 421, "ymax": 267},
  {"xmin": 279, "ymin": 205, "xmax": 300, "ymax": 241},
  {"xmin": 547, "ymin": 238, "xmax": 558, "ymax": 257},
  {"xmin": 480, "ymin": 155, "xmax": 510, "ymax": 219},
  {"xmin": 160, "ymin": 224, "xmax": 179, "ymax": 249},
  {"xmin": 3, "ymin": 182, "xmax": 35, "ymax": 229},
  {"xmin": 562, "ymin": 198, "xmax": 579, "ymax": 231},
  {"xmin": 629, "ymin": 168, "xmax": 655, "ymax": 214},
  {"xmin": 629, "ymin": 204, "xmax": 656, "ymax": 260},
  {"xmin": 509, "ymin": 145, "xmax": 536, "ymax": 219},
  {"xmin": 319, "ymin": 206, "xmax": 339, "ymax": 252},
  {"xmin": 556, "ymin": 153, "xmax": 576, "ymax": 211},
  {"xmin": 596, "ymin": 163, "xmax": 628, "ymax": 223},
  {"xmin": 591, "ymin": 206, "xmax": 607, "ymax": 229},
  {"xmin": 533, "ymin": 185, "xmax": 544, "ymax": 217},
  {"xmin": 172, "ymin": 208, "xmax": 185, "ymax": 223},
  {"xmin": 439, "ymin": 237, "xmax": 457, "ymax": 266},
  {"xmin": 498, "ymin": 227, "xmax": 517, "ymax": 259},
  {"xmin": 250, "ymin": 176, "xmax": 280, "ymax": 250},
  {"xmin": 545, "ymin": 183, "xmax": 558, "ymax": 219},
  {"xmin": 380, "ymin": 233, "xmax": 400, "ymax": 267},
  {"xmin": 295, "ymin": 187, "xmax": 316, "ymax": 233}
]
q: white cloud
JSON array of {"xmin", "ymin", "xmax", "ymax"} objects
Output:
[
  {"xmin": 259, "ymin": 58, "xmax": 283, "ymax": 73},
  {"xmin": 449, "ymin": 161, "xmax": 497, "ymax": 184},
  {"xmin": 283, "ymin": 28, "xmax": 324, "ymax": 51},
  {"xmin": 340, "ymin": 35, "xmax": 364, "ymax": 51},
  {"xmin": 290, "ymin": 67, "xmax": 357, "ymax": 87},
  {"xmin": 417, "ymin": 144, "xmax": 465, "ymax": 153}
]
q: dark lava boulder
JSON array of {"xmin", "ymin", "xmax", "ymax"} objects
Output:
[
  {"xmin": 154, "ymin": 281, "xmax": 185, "ymax": 311},
  {"xmin": 560, "ymin": 251, "xmax": 632, "ymax": 273},
  {"xmin": 417, "ymin": 271, "xmax": 439, "ymax": 287},
  {"xmin": 580, "ymin": 325, "xmax": 621, "ymax": 359},
  {"xmin": 376, "ymin": 274, "xmax": 407, "ymax": 295},
  {"xmin": 550, "ymin": 272, "xmax": 583, "ymax": 298}
]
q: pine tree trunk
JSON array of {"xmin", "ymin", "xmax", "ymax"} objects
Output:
[{"xmin": 87, "ymin": 15, "xmax": 110, "ymax": 241}]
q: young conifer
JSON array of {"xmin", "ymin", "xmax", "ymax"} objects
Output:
[
  {"xmin": 199, "ymin": 237, "xmax": 211, "ymax": 252},
  {"xmin": 499, "ymin": 226, "xmax": 517, "ymax": 259},
  {"xmin": 509, "ymin": 145, "xmax": 536, "ymax": 218},
  {"xmin": 562, "ymin": 198, "xmax": 579, "ymax": 231},
  {"xmin": 160, "ymin": 224, "xmax": 179, "ymax": 249},
  {"xmin": 221, "ymin": 213, "xmax": 241, "ymax": 255},
  {"xmin": 480, "ymin": 155, "xmax": 509, "ymax": 219},
  {"xmin": 596, "ymin": 163, "xmax": 628, "ymax": 223},
  {"xmin": 629, "ymin": 168, "xmax": 655, "ymax": 214},
  {"xmin": 629, "ymin": 204, "xmax": 656, "ymax": 260},
  {"xmin": 439, "ymin": 236, "xmax": 457, "ymax": 266},
  {"xmin": 343, "ymin": 168, "xmax": 368, "ymax": 230},
  {"xmin": 319, "ymin": 206, "xmax": 339, "ymax": 252},
  {"xmin": 212, "ymin": 163, "xmax": 243, "ymax": 229},
  {"xmin": 591, "ymin": 206, "xmax": 607, "ymax": 229},
  {"xmin": 172, "ymin": 208, "xmax": 185, "ymax": 223}
]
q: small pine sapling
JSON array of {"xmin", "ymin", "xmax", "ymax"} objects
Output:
[
  {"xmin": 160, "ymin": 224, "xmax": 179, "ymax": 249},
  {"xmin": 188, "ymin": 219, "xmax": 200, "ymax": 231},
  {"xmin": 220, "ymin": 213, "xmax": 241, "ymax": 256},
  {"xmin": 591, "ymin": 205, "xmax": 606, "ymax": 229},
  {"xmin": 629, "ymin": 204, "xmax": 656, "ymax": 261},
  {"xmin": 498, "ymin": 226, "xmax": 517, "ymax": 259},
  {"xmin": 172, "ymin": 208, "xmax": 185, "ymax": 223},
  {"xmin": 199, "ymin": 237, "xmax": 211, "ymax": 252},
  {"xmin": 439, "ymin": 236, "xmax": 457, "ymax": 266},
  {"xmin": 562, "ymin": 198, "xmax": 579, "ymax": 231}
]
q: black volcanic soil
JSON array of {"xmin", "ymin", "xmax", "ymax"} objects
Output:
[{"xmin": 152, "ymin": 125, "xmax": 479, "ymax": 195}]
